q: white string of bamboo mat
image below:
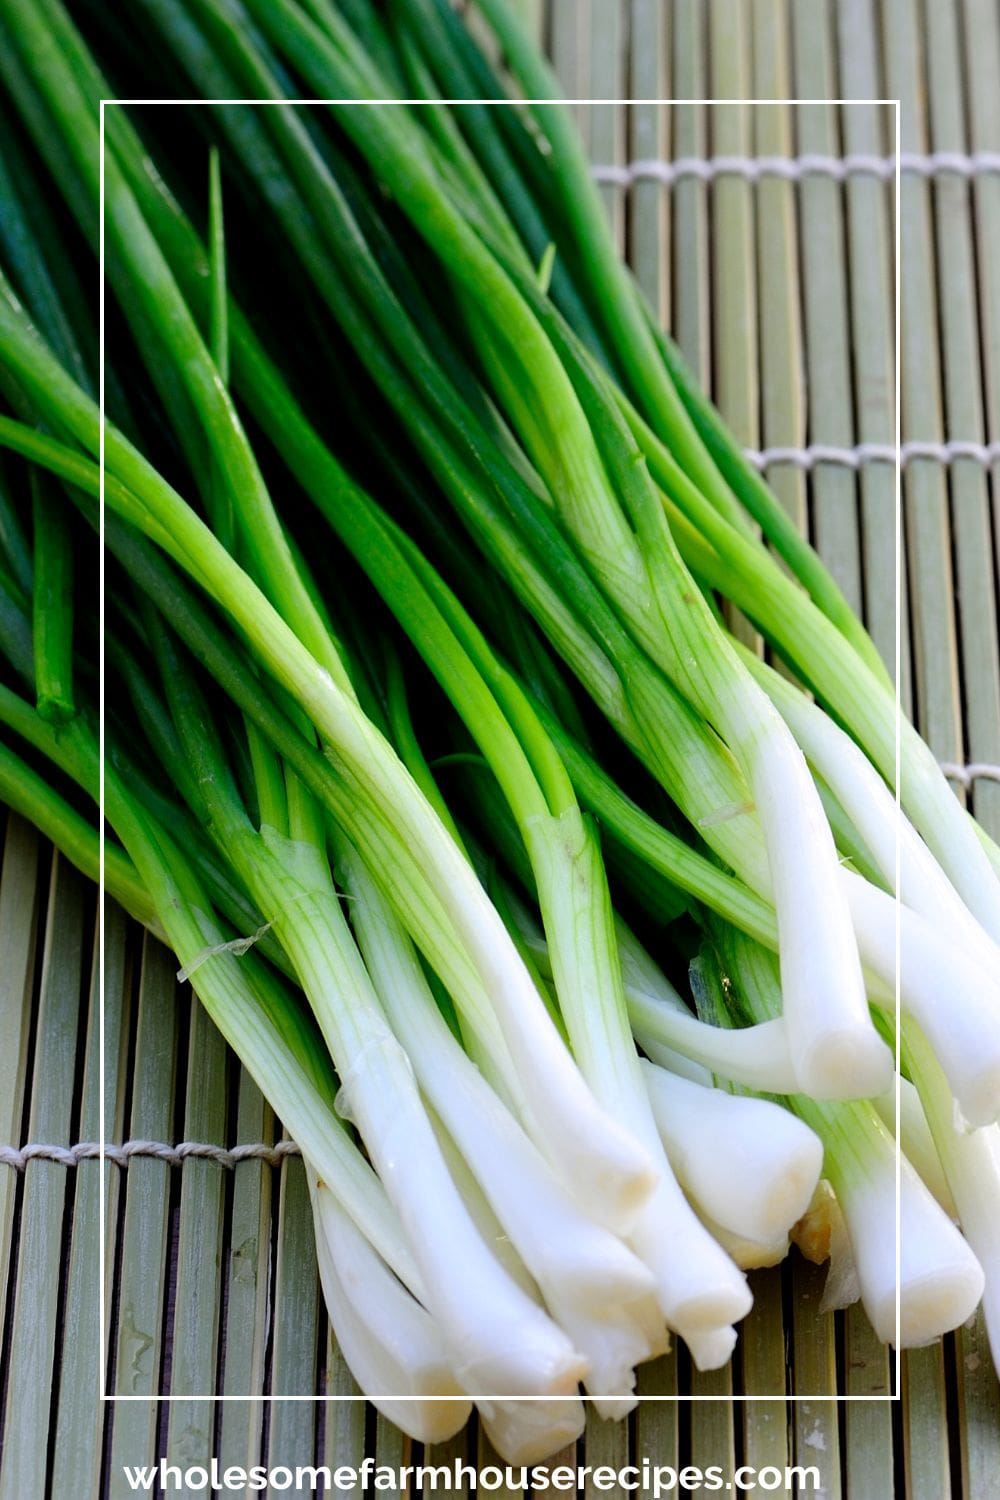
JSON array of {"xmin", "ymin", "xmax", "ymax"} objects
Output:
[
  {"xmin": 744, "ymin": 439, "xmax": 1000, "ymax": 470},
  {"xmin": 941, "ymin": 763, "xmax": 1000, "ymax": 789},
  {"xmin": 593, "ymin": 154, "xmax": 1000, "ymax": 468},
  {"xmin": 0, "ymin": 1139, "xmax": 301, "ymax": 1170},
  {"xmin": 591, "ymin": 149, "xmax": 1000, "ymax": 187}
]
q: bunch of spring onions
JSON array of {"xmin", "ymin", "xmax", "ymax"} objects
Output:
[{"xmin": 1, "ymin": 0, "xmax": 999, "ymax": 1459}]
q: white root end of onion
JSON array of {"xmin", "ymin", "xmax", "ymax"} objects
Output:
[
  {"xmin": 699, "ymin": 1215, "xmax": 791, "ymax": 1271},
  {"xmin": 559, "ymin": 1296, "xmax": 667, "ymax": 1413},
  {"xmin": 335, "ymin": 1042, "xmax": 588, "ymax": 1399},
  {"xmin": 980, "ymin": 1129, "xmax": 1000, "ymax": 1379},
  {"xmin": 308, "ymin": 1175, "xmax": 471, "ymax": 1444},
  {"xmin": 626, "ymin": 1164, "xmax": 753, "ymax": 1334},
  {"xmin": 893, "ymin": 1267, "xmax": 986, "ymax": 1349},
  {"xmin": 478, "ymin": 1397, "xmax": 587, "ymax": 1465},
  {"xmin": 791, "ymin": 1024, "xmax": 895, "ymax": 1103},
  {"xmin": 844, "ymin": 1161, "xmax": 985, "ymax": 1347},
  {"xmin": 642, "ymin": 1061, "xmax": 823, "ymax": 1242},
  {"xmin": 590, "ymin": 1395, "xmax": 639, "ymax": 1421},
  {"xmin": 683, "ymin": 1325, "xmax": 738, "ymax": 1371}
]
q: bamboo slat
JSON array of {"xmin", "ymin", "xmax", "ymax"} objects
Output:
[
  {"xmin": 164, "ymin": 990, "xmax": 228, "ymax": 1473},
  {"xmin": 843, "ymin": 1307, "xmax": 894, "ymax": 1495},
  {"xmin": 105, "ymin": 940, "xmax": 178, "ymax": 1491},
  {"xmin": 550, "ymin": 0, "xmax": 586, "ymax": 129},
  {"xmin": 902, "ymin": 1345, "xmax": 954, "ymax": 1500},
  {"xmin": 375, "ymin": 1416, "xmax": 410, "ymax": 1498},
  {"xmin": 885, "ymin": 0, "xmax": 966, "ymax": 769},
  {"xmin": 835, "ymin": 0, "xmax": 905, "ymax": 698},
  {"xmin": 49, "ymin": 902, "xmax": 130, "ymax": 1500},
  {"xmin": 0, "ymin": 816, "xmax": 40, "ymax": 1368},
  {"xmin": 633, "ymin": 1352, "xmax": 679, "ymax": 1473},
  {"xmin": 582, "ymin": 1405, "xmax": 629, "ymax": 1497},
  {"xmin": 794, "ymin": 1, "xmax": 865, "ymax": 617},
  {"xmin": 687, "ymin": 1362, "xmax": 736, "ymax": 1484},
  {"xmin": 668, "ymin": 0, "xmax": 710, "ymax": 384},
  {"xmin": 322, "ymin": 1333, "xmax": 367, "ymax": 1497},
  {"xmin": 923, "ymin": 0, "xmax": 1000, "ymax": 853},
  {"xmin": 751, "ymin": 0, "xmax": 808, "ymax": 547},
  {"xmin": 265, "ymin": 1157, "xmax": 324, "ymax": 1477},
  {"xmin": 739, "ymin": 1271, "xmax": 790, "ymax": 1478},
  {"xmin": 708, "ymin": 0, "xmax": 762, "ymax": 657},
  {"xmin": 585, "ymin": 0, "xmax": 626, "ymax": 256},
  {"xmin": 959, "ymin": 0, "xmax": 1000, "ymax": 859},
  {"xmin": 0, "ymin": 857, "xmax": 86, "ymax": 1498},
  {"xmin": 955, "ymin": 1310, "xmax": 1000, "ymax": 1498},
  {"xmin": 788, "ymin": 1259, "xmax": 843, "ymax": 1496},
  {"xmin": 626, "ymin": 0, "xmax": 668, "ymax": 320},
  {"xmin": 708, "ymin": 2, "xmax": 758, "ymax": 454},
  {"xmin": 216, "ymin": 1075, "xmax": 272, "ymax": 1482}
]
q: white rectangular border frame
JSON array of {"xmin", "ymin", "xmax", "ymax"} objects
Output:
[{"xmin": 98, "ymin": 94, "xmax": 903, "ymax": 1405}]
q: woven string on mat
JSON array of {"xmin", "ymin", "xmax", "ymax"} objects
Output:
[
  {"xmin": 745, "ymin": 439, "xmax": 1000, "ymax": 470},
  {"xmin": 594, "ymin": 148, "xmax": 1000, "ymax": 471},
  {"xmin": 591, "ymin": 149, "xmax": 1000, "ymax": 187},
  {"xmin": 0, "ymin": 1140, "xmax": 301, "ymax": 1170}
]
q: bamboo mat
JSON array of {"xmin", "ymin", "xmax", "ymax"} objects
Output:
[{"xmin": 2, "ymin": 0, "xmax": 1000, "ymax": 1493}]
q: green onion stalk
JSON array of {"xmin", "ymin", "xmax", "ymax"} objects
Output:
[
  {"xmin": 336, "ymin": 836, "xmax": 670, "ymax": 1414},
  {"xmin": 135, "ymin": 611, "xmax": 589, "ymax": 1402}
]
